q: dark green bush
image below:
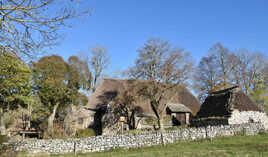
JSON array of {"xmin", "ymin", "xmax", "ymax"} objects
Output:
[
  {"xmin": 0, "ymin": 135, "xmax": 8, "ymax": 144},
  {"xmin": 164, "ymin": 125, "xmax": 188, "ymax": 131},
  {"xmin": 122, "ymin": 129, "xmax": 145, "ymax": 135},
  {"xmin": 259, "ymin": 131, "xmax": 268, "ymax": 136},
  {"xmin": 75, "ymin": 128, "xmax": 96, "ymax": 138},
  {"xmin": 0, "ymin": 135, "xmax": 14, "ymax": 157}
]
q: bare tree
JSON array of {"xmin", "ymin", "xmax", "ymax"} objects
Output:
[
  {"xmin": 229, "ymin": 50, "xmax": 267, "ymax": 94},
  {"xmin": 0, "ymin": 0, "xmax": 88, "ymax": 58},
  {"xmin": 128, "ymin": 38, "xmax": 193, "ymax": 130},
  {"xmin": 209, "ymin": 43, "xmax": 233, "ymax": 88},
  {"xmin": 194, "ymin": 43, "xmax": 268, "ymax": 102},
  {"xmin": 193, "ymin": 55, "xmax": 220, "ymax": 101},
  {"xmin": 194, "ymin": 43, "xmax": 236, "ymax": 101},
  {"xmin": 89, "ymin": 45, "xmax": 110, "ymax": 92}
]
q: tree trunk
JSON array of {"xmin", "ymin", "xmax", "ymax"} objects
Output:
[
  {"xmin": 130, "ymin": 110, "xmax": 136, "ymax": 129},
  {"xmin": 0, "ymin": 108, "xmax": 6, "ymax": 135},
  {"xmin": 47, "ymin": 103, "xmax": 59, "ymax": 136},
  {"xmin": 125, "ymin": 112, "xmax": 130, "ymax": 130},
  {"xmin": 150, "ymin": 101, "xmax": 162, "ymax": 130},
  {"xmin": 158, "ymin": 116, "xmax": 165, "ymax": 145},
  {"xmin": 92, "ymin": 74, "xmax": 99, "ymax": 93},
  {"xmin": 157, "ymin": 118, "xmax": 161, "ymax": 130},
  {"xmin": 157, "ymin": 117, "xmax": 165, "ymax": 131}
]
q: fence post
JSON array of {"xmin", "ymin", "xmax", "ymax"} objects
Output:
[
  {"xmin": 74, "ymin": 141, "xmax": 76, "ymax": 156},
  {"xmin": 160, "ymin": 131, "xmax": 165, "ymax": 146},
  {"xmin": 205, "ymin": 126, "xmax": 208, "ymax": 139}
]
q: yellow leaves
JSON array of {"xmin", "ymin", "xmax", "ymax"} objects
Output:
[
  {"xmin": 4, "ymin": 96, "xmax": 15, "ymax": 102},
  {"xmin": 250, "ymin": 78, "xmax": 268, "ymax": 107},
  {"xmin": 0, "ymin": 5, "xmax": 12, "ymax": 10}
]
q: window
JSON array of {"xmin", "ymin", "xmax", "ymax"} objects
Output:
[{"xmin": 78, "ymin": 118, "xmax": 83, "ymax": 124}]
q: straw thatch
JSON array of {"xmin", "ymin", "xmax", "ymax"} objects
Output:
[
  {"xmin": 166, "ymin": 103, "xmax": 192, "ymax": 113},
  {"xmin": 86, "ymin": 78, "xmax": 200, "ymax": 115},
  {"xmin": 197, "ymin": 86, "xmax": 264, "ymax": 118}
]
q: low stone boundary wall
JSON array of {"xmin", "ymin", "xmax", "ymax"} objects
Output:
[
  {"xmin": 191, "ymin": 118, "xmax": 229, "ymax": 127},
  {"xmin": 228, "ymin": 111, "xmax": 268, "ymax": 130},
  {"xmin": 12, "ymin": 123, "xmax": 264, "ymax": 155}
]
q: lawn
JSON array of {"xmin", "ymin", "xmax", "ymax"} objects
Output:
[{"xmin": 8, "ymin": 133, "xmax": 268, "ymax": 157}]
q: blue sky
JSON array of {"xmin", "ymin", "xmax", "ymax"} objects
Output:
[{"xmin": 52, "ymin": 0, "xmax": 268, "ymax": 75}]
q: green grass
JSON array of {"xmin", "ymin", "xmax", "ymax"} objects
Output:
[
  {"xmin": 74, "ymin": 128, "xmax": 96, "ymax": 138},
  {"xmin": 6, "ymin": 133, "xmax": 268, "ymax": 157}
]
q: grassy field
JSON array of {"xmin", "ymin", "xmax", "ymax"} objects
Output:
[{"xmin": 6, "ymin": 132, "xmax": 268, "ymax": 157}]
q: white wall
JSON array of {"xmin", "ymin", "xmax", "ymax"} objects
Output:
[{"xmin": 228, "ymin": 110, "xmax": 268, "ymax": 130}]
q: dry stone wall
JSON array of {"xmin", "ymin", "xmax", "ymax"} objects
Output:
[
  {"xmin": 12, "ymin": 123, "xmax": 264, "ymax": 155},
  {"xmin": 191, "ymin": 119, "xmax": 229, "ymax": 127},
  {"xmin": 228, "ymin": 110, "xmax": 268, "ymax": 130}
]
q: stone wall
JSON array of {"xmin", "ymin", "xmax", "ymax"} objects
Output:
[
  {"xmin": 191, "ymin": 111, "xmax": 268, "ymax": 130},
  {"xmin": 228, "ymin": 110, "xmax": 268, "ymax": 130},
  {"xmin": 191, "ymin": 118, "xmax": 229, "ymax": 127},
  {"xmin": 12, "ymin": 123, "xmax": 264, "ymax": 155}
]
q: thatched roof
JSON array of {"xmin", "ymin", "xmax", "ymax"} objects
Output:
[
  {"xmin": 86, "ymin": 78, "xmax": 200, "ymax": 115},
  {"xmin": 166, "ymin": 103, "xmax": 192, "ymax": 113},
  {"xmin": 197, "ymin": 86, "xmax": 264, "ymax": 118}
]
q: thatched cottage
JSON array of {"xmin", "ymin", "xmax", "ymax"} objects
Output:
[
  {"xmin": 197, "ymin": 86, "xmax": 268, "ymax": 129},
  {"xmin": 75, "ymin": 78, "xmax": 200, "ymax": 135}
]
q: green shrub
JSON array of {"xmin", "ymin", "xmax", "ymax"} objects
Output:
[
  {"xmin": 0, "ymin": 135, "xmax": 8, "ymax": 144},
  {"xmin": 0, "ymin": 135, "xmax": 12, "ymax": 157},
  {"xmin": 122, "ymin": 129, "xmax": 145, "ymax": 135},
  {"xmin": 75, "ymin": 128, "xmax": 96, "ymax": 138},
  {"xmin": 0, "ymin": 144, "xmax": 18, "ymax": 157},
  {"xmin": 144, "ymin": 117, "xmax": 156, "ymax": 125},
  {"xmin": 164, "ymin": 125, "xmax": 187, "ymax": 131},
  {"xmin": 191, "ymin": 117, "xmax": 228, "ymax": 122},
  {"xmin": 259, "ymin": 131, "xmax": 268, "ymax": 136}
]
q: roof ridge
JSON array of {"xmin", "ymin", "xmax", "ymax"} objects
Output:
[
  {"xmin": 210, "ymin": 86, "xmax": 239, "ymax": 95},
  {"xmin": 102, "ymin": 77, "xmax": 128, "ymax": 81}
]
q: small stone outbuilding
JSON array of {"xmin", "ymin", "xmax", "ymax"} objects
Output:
[
  {"xmin": 63, "ymin": 105, "xmax": 94, "ymax": 136},
  {"xmin": 197, "ymin": 86, "xmax": 268, "ymax": 129},
  {"xmin": 166, "ymin": 103, "xmax": 192, "ymax": 125}
]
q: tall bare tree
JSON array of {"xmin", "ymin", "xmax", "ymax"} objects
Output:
[
  {"xmin": 194, "ymin": 43, "xmax": 268, "ymax": 102},
  {"xmin": 209, "ymin": 43, "xmax": 233, "ymax": 88},
  {"xmin": 128, "ymin": 38, "xmax": 193, "ymax": 130},
  {"xmin": 193, "ymin": 55, "xmax": 220, "ymax": 101},
  {"xmin": 0, "ymin": 0, "xmax": 88, "ymax": 58},
  {"xmin": 229, "ymin": 50, "xmax": 267, "ymax": 94},
  {"xmin": 194, "ymin": 43, "xmax": 236, "ymax": 101},
  {"xmin": 89, "ymin": 45, "xmax": 110, "ymax": 92}
]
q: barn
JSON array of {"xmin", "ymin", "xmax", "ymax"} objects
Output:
[{"xmin": 197, "ymin": 86, "xmax": 268, "ymax": 129}]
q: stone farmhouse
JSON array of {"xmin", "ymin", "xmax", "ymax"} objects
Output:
[
  {"xmin": 63, "ymin": 105, "xmax": 95, "ymax": 136},
  {"xmin": 67, "ymin": 78, "xmax": 201, "ymax": 135},
  {"xmin": 197, "ymin": 86, "xmax": 268, "ymax": 129}
]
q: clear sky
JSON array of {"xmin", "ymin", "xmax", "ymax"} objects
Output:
[{"xmin": 52, "ymin": 0, "xmax": 268, "ymax": 76}]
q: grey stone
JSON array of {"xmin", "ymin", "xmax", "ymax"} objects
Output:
[{"xmin": 10, "ymin": 123, "xmax": 265, "ymax": 155}]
